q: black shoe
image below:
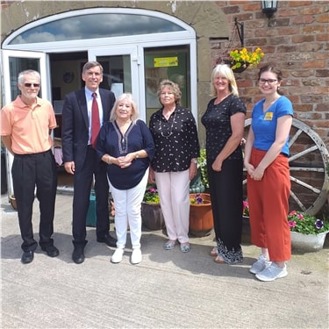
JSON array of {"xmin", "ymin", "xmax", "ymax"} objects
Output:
[
  {"xmin": 72, "ymin": 246, "xmax": 85, "ymax": 264},
  {"xmin": 41, "ymin": 245, "xmax": 59, "ymax": 258},
  {"xmin": 21, "ymin": 251, "xmax": 34, "ymax": 264},
  {"xmin": 97, "ymin": 234, "xmax": 117, "ymax": 247}
]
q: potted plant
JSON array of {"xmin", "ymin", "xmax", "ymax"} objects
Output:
[
  {"xmin": 288, "ymin": 210, "xmax": 329, "ymax": 251},
  {"xmin": 189, "ymin": 193, "xmax": 213, "ymax": 237},
  {"xmin": 242, "ymin": 199, "xmax": 249, "ymax": 219},
  {"xmin": 241, "ymin": 199, "xmax": 251, "ymax": 244},
  {"xmin": 141, "ymin": 184, "xmax": 165, "ymax": 230},
  {"xmin": 225, "ymin": 47, "xmax": 265, "ymax": 73}
]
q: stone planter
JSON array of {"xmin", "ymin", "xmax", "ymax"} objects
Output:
[
  {"xmin": 291, "ymin": 231, "xmax": 329, "ymax": 252},
  {"xmin": 141, "ymin": 202, "xmax": 165, "ymax": 230},
  {"xmin": 189, "ymin": 193, "xmax": 213, "ymax": 237}
]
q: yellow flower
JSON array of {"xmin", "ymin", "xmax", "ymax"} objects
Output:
[{"xmin": 229, "ymin": 47, "xmax": 265, "ymax": 70}]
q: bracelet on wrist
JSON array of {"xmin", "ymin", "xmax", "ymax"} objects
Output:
[{"xmin": 191, "ymin": 158, "xmax": 197, "ymax": 164}]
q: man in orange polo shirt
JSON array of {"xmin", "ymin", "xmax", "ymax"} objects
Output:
[{"xmin": 1, "ymin": 69, "xmax": 59, "ymax": 264}]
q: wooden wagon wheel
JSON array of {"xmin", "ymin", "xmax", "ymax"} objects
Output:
[{"xmin": 243, "ymin": 118, "xmax": 329, "ymax": 215}]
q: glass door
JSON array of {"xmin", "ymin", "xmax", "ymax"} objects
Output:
[
  {"xmin": 1, "ymin": 50, "xmax": 49, "ymax": 199},
  {"xmin": 88, "ymin": 46, "xmax": 142, "ymax": 118}
]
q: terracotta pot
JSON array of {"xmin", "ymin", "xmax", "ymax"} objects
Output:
[
  {"xmin": 189, "ymin": 193, "xmax": 213, "ymax": 237},
  {"xmin": 141, "ymin": 202, "xmax": 165, "ymax": 230}
]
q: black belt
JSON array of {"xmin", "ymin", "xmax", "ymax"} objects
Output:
[{"xmin": 14, "ymin": 149, "xmax": 51, "ymax": 158}]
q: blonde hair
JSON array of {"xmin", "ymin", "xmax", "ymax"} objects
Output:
[
  {"xmin": 110, "ymin": 93, "xmax": 139, "ymax": 123},
  {"xmin": 210, "ymin": 64, "xmax": 239, "ymax": 97},
  {"xmin": 157, "ymin": 79, "xmax": 182, "ymax": 105}
]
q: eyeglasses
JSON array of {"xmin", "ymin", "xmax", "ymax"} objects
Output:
[
  {"xmin": 24, "ymin": 83, "xmax": 40, "ymax": 88},
  {"xmin": 259, "ymin": 79, "xmax": 277, "ymax": 85}
]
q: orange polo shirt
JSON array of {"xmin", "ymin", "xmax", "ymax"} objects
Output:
[{"xmin": 1, "ymin": 96, "xmax": 57, "ymax": 154}]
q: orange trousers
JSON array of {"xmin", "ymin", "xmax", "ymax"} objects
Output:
[{"xmin": 247, "ymin": 148, "xmax": 291, "ymax": 262}]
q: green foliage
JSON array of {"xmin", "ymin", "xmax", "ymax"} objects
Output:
[
  {"xmin": 288, "ymin": 210, "xmax": 329, "ymax": 235},
  {"xmin": 143, "ymin": 184, "xmax": 160, "ymax": 204},
  {"xmin": 198, "ymin": 149, "xmax": 209, "ymax": 189}
]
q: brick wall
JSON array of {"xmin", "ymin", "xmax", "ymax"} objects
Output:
[{"xmin": 213, "ymin": 1, "xmax": 329, "ymax": 146}]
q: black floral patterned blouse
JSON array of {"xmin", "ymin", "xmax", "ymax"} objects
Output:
[
  {"xmin": 201, "ymin": 94, "xmax": 246, "ymax": 163},
  {"xmin": 149, "ymin": 106, "xmax": 200, "ymax": 172}
]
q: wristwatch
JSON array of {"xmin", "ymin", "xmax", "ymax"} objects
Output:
[{"xmin": 191, "ymin": 158, "xmax": 197, "ymax": 164}]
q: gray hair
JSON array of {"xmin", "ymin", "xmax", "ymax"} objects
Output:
[
  {"xmin": 110, "ymin": 93, "xmax": 139, "ymax": 123},
  {"xmin": 17, "ymin": 70, "xmax": 40, "ymax": 85},
  {"xmin": 82, "ymin": 61, "xmax": 103, "ymax": 74}
]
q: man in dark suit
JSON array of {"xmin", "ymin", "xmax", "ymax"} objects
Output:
[{"xmin": 62, "ymin": 61, "xmax": 117, "ymax": 264}]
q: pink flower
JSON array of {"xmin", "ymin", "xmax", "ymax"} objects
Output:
[{"xmin": 288, "ymin": 220, "xmax": 296, "ymax": 228}]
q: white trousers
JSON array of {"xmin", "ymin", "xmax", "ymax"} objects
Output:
[
  {"xmin": 109, "ymin": 169, "xmax": 149, "ymax": 250},
  {"xmin": 155, "ymin": 170, "xmax": 190, "ymax": 243}
]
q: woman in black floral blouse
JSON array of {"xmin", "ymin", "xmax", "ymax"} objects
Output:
[
  {"xmin": 201, "ymin": 64, "xmax": 246, "ymax": 264},
  {"xmin": 149, "ymin": 80, "xmax": 200, "ymax": 253}
]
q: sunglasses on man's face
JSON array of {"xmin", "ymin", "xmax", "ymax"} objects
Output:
[{"xmin": 24, "ymin": 83, "xmax": 40, "ymax": 88}]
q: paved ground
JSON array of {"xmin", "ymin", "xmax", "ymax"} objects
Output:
[{"xmin": 1, "ymin": 192, "xmax": 328, "ymax": 329}]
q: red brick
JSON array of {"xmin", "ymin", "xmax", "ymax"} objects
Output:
[
  {"xmin": 291, "ymin": 15, "xmax": 315, "ymax": 25},
  {"xmin": 316, "ymin": 13, "xmax": 329, "ymax": 23},
  {"xmin": 303, "ymin": 25, "xmax": 326, "ymax": 34},
  {"xmin": 292, "ymin": 35, "xmax": 315, "ymax": 43}
]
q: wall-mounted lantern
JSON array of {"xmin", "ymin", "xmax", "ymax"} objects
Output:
[{"xmin": 261, "ymin": 0, "xmax": 278, "ymax": 19}]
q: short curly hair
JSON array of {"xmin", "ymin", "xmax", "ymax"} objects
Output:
[{"xmin": 157, "ymin": 79, "xmax": 182, "ymax": 105}]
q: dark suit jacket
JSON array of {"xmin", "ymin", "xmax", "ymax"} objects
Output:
[{"xmin": 61, "ymin": 88, "xmax": 116, "ymax": 171}]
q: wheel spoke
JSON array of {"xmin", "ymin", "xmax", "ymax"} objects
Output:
[
  {"xmin": 290, "ymin": 190, "xmax": 307, "ymax": 212},
  {"xmin": 288, "ymin": 128, "xmax": 302, "ymax": 147},
  {"xmin": 290, "ymin": 176, "xmax": 321, "ymax": 194},
  {"xmin": 290, "ymin": 166, "xmax": 324, "ymax": 172},
  {"xmin": 289, "ymin": 145, "xmax": 318, "ymax": 162}
]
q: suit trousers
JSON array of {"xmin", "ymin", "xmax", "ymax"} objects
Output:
[
  {"xmin": 12, "ymin": 150, "xmax": 57, "ymax": 252},
  {"xmin": 109, "ymin": 169, "xmax": 149, "ymax": 250},
  {"xmin": 247, "ymin": 148, "xmax": 291, "ymax": 262},
  {"xmin": 155, "ymin": 170, "xmax": 190, "ymax": 243},
  {"xmin": 72, "ymin": 146, "xmax": 109, "ymax": 245}
]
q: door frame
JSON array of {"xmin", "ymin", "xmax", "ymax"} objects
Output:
[
  {"xmin": 1, "ymin": 49, "xmax": 49, "ymax": 198},
  {"xmin": 89, "ymin": 45, "xmax": 143, "ymax": 119}
]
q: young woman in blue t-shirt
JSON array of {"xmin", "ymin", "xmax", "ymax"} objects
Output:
[{"xmin": 244, "ymin": 64, "xmax": 294, "ymax": 282}]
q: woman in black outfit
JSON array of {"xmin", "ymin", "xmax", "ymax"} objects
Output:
[{"xmin": 201, "ymin": 64, "xmax": 246, "ymax": 264}]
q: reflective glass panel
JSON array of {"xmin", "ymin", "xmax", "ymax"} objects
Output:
[{"xmin": 9, "ymin": 13, "xmax": 185, "ymax": 45}]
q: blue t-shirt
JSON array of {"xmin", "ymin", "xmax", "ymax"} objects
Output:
[
  {"xmin": 96, "ymin": 119, "xmax": 155, "ymax": 190},
  {"xmin": 251, "ymin": 96, "xmax": 293, "ymax": 156}
]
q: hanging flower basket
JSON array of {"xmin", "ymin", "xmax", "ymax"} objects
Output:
[
  {"xmin": 220, "ymin": 47, "xmax": 264, "ymax": 73},
  {"xmin": 222, "ymin": 59, "xmax": 249, "ymax": 73}
]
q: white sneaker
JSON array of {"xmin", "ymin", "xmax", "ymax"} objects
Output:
[
  {"xmin": 249, "ymin": 254, "xmax": 271, "ymax": 274},
  {"xmin": 111, "ymin": 248, "xmax": 124, "ymax": 263},
  {"xmin": 256, "ymin": 263, "xmax": 288, "ymax": 282},
  {"xmin": 131, "ymin": 249, "xmax": 142, "ymax": 265}
]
